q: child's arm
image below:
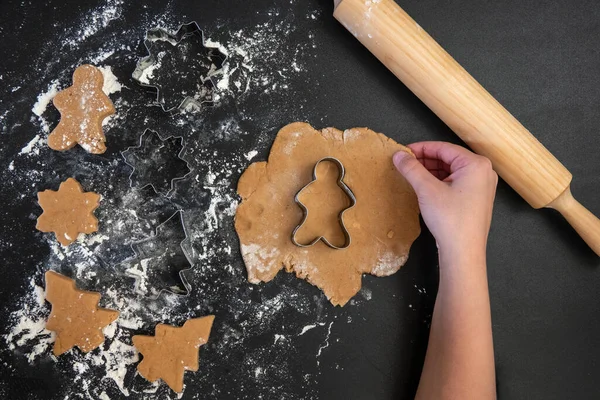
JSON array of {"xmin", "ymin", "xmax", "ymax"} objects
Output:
[{"xmin": 393, "ymin": 142, "xmax": 497, "ymax": 400}]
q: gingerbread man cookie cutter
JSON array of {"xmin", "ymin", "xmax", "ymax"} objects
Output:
[
  {"xmin": 292, "ymin": 157, "xmax": 357, "ymax": 249},
  {"xmin": 132, "ymin": 21, "xmax": 227, "ymax": 113}
]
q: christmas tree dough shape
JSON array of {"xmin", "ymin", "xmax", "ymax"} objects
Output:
[
  {"xmin": 48, "ymin": 64, "xmax": 115, "ymax": 154},
  {"xmin": 132, "ymin": 316, "xmax": 215, "ymax": 393},
  {"xmin": 45, "ymin": 270, "xmax": 119, "ymax": 356},
  {"xmin": 235, "ymin": 122, "xmax": 421, "ymax": 306},
  {"xmin": 36, "ymin": 177, "xmax": 100, "ymax": 246}
]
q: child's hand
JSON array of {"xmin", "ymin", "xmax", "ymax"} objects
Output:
[
  {"xmin": 393, "ymin": 142, "xmax": 497, "ymax": 258},
  {"xmin": 397, "ymin": 142, "xmax": 498, "ymax": 399}
]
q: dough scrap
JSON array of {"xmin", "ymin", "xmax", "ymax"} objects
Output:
[
  {"xmin": 235, "ymin": 122, "xmax": 421, "ymax": 306},
  {"xmin": 45, "ymin": 270, "xmax": 119, "ymax": 356},
  {"xmin": 48, "ymin": 64, "xmax": 115, "ymax": 154},
  {"xmin": 36, "ymin": 177, "xmax": 100, "ymax": 246},
  {"xmin": 132, "ymin": 316, "xmax": 215, "ymax": 393}
]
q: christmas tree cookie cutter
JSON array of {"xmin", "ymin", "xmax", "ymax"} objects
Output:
[
  {"xmin": 125, "ymin": 210, "xmax": 194, "ymax": 298},
  {"xmin": 291, "ymin": 157, "xmax": 357, "ymax": 249},
  {"xmin": 132, "ymin": 21, "xmax": 227, "ymax": 113}
]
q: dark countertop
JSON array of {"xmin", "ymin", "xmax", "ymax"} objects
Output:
[{"xmin": 0, "ymin": 0, "xmax": 599, "ymax": 399}]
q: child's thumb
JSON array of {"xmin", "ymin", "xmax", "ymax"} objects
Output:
[{"xmin": 392, "ymin": 151, "xmax": 437, "ymax": 195}]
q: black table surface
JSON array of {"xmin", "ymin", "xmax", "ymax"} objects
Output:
[{"xmin": 0, "ymin": 0, "xmax": 599, "ymax": 399}]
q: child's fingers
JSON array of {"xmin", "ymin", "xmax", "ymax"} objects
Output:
[{"xmin": 407, "ymin": 141, "xmax": 476, "ymax": 173}]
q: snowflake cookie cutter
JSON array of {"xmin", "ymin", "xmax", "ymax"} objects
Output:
[
  {"xmin": 291, "ymin": 157, "xmax": 357, "ymax": 249},
  {"xmin": 125, "ymin": 210, "xmax": 194, "ymax": 298},
  {"xmin": 132, "ymin": 21, "xmax": 227, "ymax": 113},
  {"xmin": 122, "ymin": 129, "xmax": 191, "ymax": 197}
]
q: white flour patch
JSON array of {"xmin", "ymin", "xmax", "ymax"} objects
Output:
[
  {"xmin": 343, "ymin": 128, "xmax": 361, "ymax": 142},
  {"xmin": 204, "ymin": 39, "xmax": 229, "ymax": 57},
  {"xmin": 360, "ymin": 287, "xmax": 372, "ymax": 301},
  {"xmin": 137, "ymin": 51, "xmax": 164, "ymax": 85},
  {"xmin": 414, "ymin": 284, "xmax": 427, "ymax": 295},
  {"xmin": 371, "ymin": 252, "xmax": 408, "ymax": 276},
  {"xmin": 316, "ymin": 321, "xmax": 334, "ymax": 366},
  {"xmin": 98, "ymin": 65, "xmax": 122, "ymax": 95},
  {"xmin": 32, "ymin": 80, "xmax": 60, "ymax": 117},
  {"xmin": 31, "ymin": 86, "xmax": 59, "ymax": 135},
  {"xmin": 299, "ymin": 322, "xmax": 326, "ymax": 336},
  {"xmin": 3, "ymin": 278, "xmax": 54, "ymax": 363},
  {"xmin": 19, "ymin": 134, "xmax": 43, "ymax": 156},
  {"xmin": 274, "ymin": 334, "xmax": 286, "ymax": 344},
  {"xmin": 244, "ymin": 150, "xmax": 258, "ymax": 161},
  {"xmin": 240, "ymin": 243, "xmax": 280, "ymax": 283}
]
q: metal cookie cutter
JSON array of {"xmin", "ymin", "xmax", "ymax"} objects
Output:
[
  {"xmin": 122, "ymin": 129, "xmax": 191, "ymax": 197},
  {"xmin": 292, "ymin": 157, "xmax": 357, "ymax": 249},
  {"xmin": 125, "ymin": 210, "xmax": 193, "ymax": 298},
  {"xmin": 132, "ymin": 21, "xmax": 227, "ymax": 113}
]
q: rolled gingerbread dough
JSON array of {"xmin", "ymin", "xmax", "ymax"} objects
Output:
[{"xmin": 235, "ymin": 122, "xmax": 421, "ymax": 306}]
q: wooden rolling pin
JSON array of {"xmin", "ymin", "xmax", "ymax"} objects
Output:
[{"xmin": 334, "ymin": 0, "xmax": 600, "ymax": 256}]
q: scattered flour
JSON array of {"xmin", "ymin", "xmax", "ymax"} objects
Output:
[
  {"xmin": 4, "ymin": 3, "xmax": 337, "ymax": 399},
  {"xmin": 63, "ymin": 0, "xmax": 124, "ymax": 48},
  {"xmin": 206, "ymin": 15, "xmax": 313, "ymax": 100}
]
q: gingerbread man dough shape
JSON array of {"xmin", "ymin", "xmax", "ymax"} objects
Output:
[{"xmin": 48, "ymin": 64, "xmax": 115, "ymax": 154}]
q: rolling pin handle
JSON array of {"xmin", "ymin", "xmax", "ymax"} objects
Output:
[{"xmin": 548, "ymin": 187, "xmax": 600, "ymax": 256}]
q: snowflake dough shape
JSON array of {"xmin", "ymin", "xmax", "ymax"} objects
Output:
[
  {"xmin": 132, "ymin": 316, "xmax": 215, "ymax": 393},
  {"xmin": 132, "ymin": 21, "xmax": 227, "ymax": 112},
  {"xmin": 45, "ymin": 270, "xmax": 119, "ymax": 356},
  {"xmin": 48, "ymin": 64, "xmax": 115, "ymax": 154},
  {"xmin": 36, "ymin": 177, "xmax": 101, "ymax": 246},
  {"xmin": 122, "ymin": 129, "xmax": 190, "ymax": 196}
]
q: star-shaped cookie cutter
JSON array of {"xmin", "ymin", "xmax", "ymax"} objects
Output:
[
  {"xmin": 122, "ymin": 129, "xmax": 191, "ymax": 197},
  {"xmin": 125, "ymin": 210, "xmax": 193, "ymax": 298},
  {"xmin": 291, "ymin": 157, "xmax": 357, "ymax": 249},
  {"xmin": 132, "ymin": 21, "xmax": 227, "ymax": 113}
]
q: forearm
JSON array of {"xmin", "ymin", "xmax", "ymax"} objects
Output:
[{"xmin": 415, "ymin": 247, "xmax": 496, "ymax": 400}]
